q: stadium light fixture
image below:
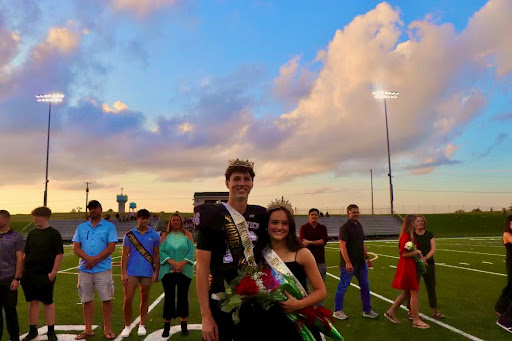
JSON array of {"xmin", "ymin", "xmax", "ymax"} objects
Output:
[
  {"xmin": 36, "ymin": 92, "xmax": 65, "ymax": 207},
  {"xmin": 373, "ymin": 90, "xmax": 399, "ymax": 215}
]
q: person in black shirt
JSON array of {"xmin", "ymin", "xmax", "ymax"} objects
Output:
[
  {"xmin": 333, "ymin": 204, "xmax": 378, "ymax": 320},
  {"xmin": 195, "ymin": 159, "xmax": 266, "ymax": 341},
  {"xmin": 411, "ymin": 215, "xmax": 444, "ymax": 319},
  {"xmin": 21, "ymin": 207, "xmax": 64, "ymax": 341}
]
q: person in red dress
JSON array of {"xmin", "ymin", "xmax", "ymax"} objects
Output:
[{"xmin": 384, "ymin": 215, "xmax": 430, "ymax": 329}]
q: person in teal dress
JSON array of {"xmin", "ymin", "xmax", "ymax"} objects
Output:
[{"xmin": 159, "ymin": 213, "xmax": 195, "ymax": 337}]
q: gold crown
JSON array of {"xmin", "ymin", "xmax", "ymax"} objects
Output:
[
  {"xmin": 267, "ymin": 196, "xmax": 294, "ymax": 215},
  {"xmin": 228, "ymin": 158, "xmax": 254, "ymax": 169}
]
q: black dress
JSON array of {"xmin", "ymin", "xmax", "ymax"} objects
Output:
[{"xmin": 495, "ymin": 243, "xmax": 512, "ymax": 313}]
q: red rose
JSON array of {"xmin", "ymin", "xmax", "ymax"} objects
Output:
[
  {"xmin": 235, "ymin": 276, "xmax": 260, "ymax": 295},
  {"xmin": 261, "ymin": 269, "xmax": 278, "ymax": 291}
]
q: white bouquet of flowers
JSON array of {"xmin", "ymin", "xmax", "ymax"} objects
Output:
[{"xmin": 404, "ymin": 241, "xmax": 426, "ymax": 274}]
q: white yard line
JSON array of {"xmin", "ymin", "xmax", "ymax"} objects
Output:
[
  {"xmin": 459, "ymin": 262, "xmax": 470, "ymax": 265},
  {"xmin": 372, "ymin": 252, "xmax": 506, "ymax": 277},
  {"xmin": 436, "ymin": 249, "xmax": 503, "ymax": 257},
  {"xmin": 374, "ymin": 245, "xmax": 504, "ymax": 257},
  {"xmin": 113, "ymin": 292, "xmax": 165, "ymax": 341},
  {"xmin": 482, "ymin": 261, "xmax": 493, "ymax": 264},
  {"xmin": 326, "ymin": 272, "xmax": 484, "ymax": 341}
]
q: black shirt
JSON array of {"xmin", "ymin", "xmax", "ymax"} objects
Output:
[
  {"xmin": 414, "ymin": 230, "xmax": 435, "ymax": 264},
  {"xmin": 339, "ymin": 219, "xmax": 366, "ymax": 267},
  {"xmin": 24, "ymin": 226, "xmax": 64, "ymax": 274},
  {"xmin": 195, "ymin": 203, "xmax": 266, "ymax": 293}
]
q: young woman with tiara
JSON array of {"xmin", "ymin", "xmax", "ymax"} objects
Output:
[{"xmin": 254, "ymin": 197, "xmax": 327, "ymax": 341}]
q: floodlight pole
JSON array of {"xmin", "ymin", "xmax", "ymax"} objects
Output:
[
  {"xmin": 383, "ymin": 98, "xmax": 394, "ymax": 215},
  {"xmin": 44, "ymin": 102, "xmax": 52, "ymax": 207},
  {"xmin": 373, "ymin": 90, "xmax": 398, "ymax": 215},
  {"xmin": 37, "ymin": 93, "xmax": 64, "ymax": 207}
]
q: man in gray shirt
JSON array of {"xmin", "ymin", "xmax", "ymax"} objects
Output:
[{"xmin": 0, "ymin": 210, "xmax": 24, "ymax": 341}]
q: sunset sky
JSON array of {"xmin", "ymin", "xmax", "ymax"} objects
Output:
[{"xmin": 1, "ymin": 0, "xmax": 511, "ymax": 215}]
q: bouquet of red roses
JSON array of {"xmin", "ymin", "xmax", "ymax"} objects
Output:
[
  {"xmin": 211, "ymin": 266, "xmax": 343, "ymax": 341},
  {"xmin": 211, "ymin": 266, "xmax": 284, "ymax": 323}
]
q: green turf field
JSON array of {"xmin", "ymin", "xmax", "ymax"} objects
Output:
[{"xmin": 10, "ymin": 234, "xmax": 510, "ymax": 341}]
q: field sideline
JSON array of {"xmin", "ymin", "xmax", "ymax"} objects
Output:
[{"xmin": 9, "ymin": 235, "xmax": 509, "ymax": 341}]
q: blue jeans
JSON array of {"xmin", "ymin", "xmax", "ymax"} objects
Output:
[{"xmin": 334, "ymin": 263, "xmax": 372, "ymax": 312}]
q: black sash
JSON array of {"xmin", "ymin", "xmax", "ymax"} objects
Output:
[{"xmin": 126, "ymin": 231, "xmax": 154, "ymax": 268}]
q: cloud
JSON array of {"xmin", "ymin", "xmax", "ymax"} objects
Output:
[
  {"xmin": 473, "ymin": 133, "xmax": 508, "ymax": 160},
  {"xmin": 493, "ymin": 111, "xmax": 512, "ymax": 121},
  {"xmin": 272, "ymin": 55, "xmax": 317, "ymax": 107},
  {"xmin": 407, "ymin": 144, "xmax": 461, "ymax": 174},
  {"xmin": 1, "ymin": 0, "xmax": 511, "ymax": 190},
  {"xmin": 102, "ymin": 100, "xmax": 129, "ymax": 113},
  {"xmin": 111, "ymin": 0, "xmax": 181, "ymax": 17}
]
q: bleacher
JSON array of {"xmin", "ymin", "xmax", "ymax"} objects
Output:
[
  {"xmin": 293, "ymin": 215, "xmax": 401, "ymax": 239},
  {"xmin": 38, "ymin": 215, "xmax": 399, "ymax": 242},
  {"xmin": 25, "ymin": 217, "xmax": 164, "ymax": 241}
]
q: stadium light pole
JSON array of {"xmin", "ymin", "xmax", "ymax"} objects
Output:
[
  {"xmin": 36, "ymin": 93, "xmax": 65, "ymax": 207},
  {"xmin": 372, "ymin": 90, "xmax": 398, "ymax": 215}
]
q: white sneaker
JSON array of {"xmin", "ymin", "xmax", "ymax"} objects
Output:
[
  {"xmin": 333, "ymin": 310, "xmax": 348, "ymax": 320},
  {"xmin": 363, "ymin": 310, "xmax": 379, "ymax": 319},
  {"xmin": 120, "ymin": 327, "xmax": 131, "ymax": 338},
  {"xmin": 137, "ymin": 325, "xmax": 147, "ymax": 336}
]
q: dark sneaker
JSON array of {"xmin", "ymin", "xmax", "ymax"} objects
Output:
[
  {"xmin": 47, "ymin": 332, "xmax": 58, "ymax": 341},
  {"xmin": 22, "ymin": 330, "xmax": 38, "ymax": 341},
  {"xmin": 497, "ymin": 319, "xmax": 512, "ymax": 333},
  {"xmin": 363, "ymin": 310, "xmax": 379, "ymax": 319}
]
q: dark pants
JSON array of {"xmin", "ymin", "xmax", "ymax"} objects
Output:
[
  {"xmin": 334, "ymin": 263, "xmax": 372, "ymax": 312},
  {"xmin": 406, "ymin": 263, "xmax": 437, "ymax": 310},
  {"xmin": 495, "ymin": 264, "xmax": 512, "ymax": 314},
  {"xmin": 161, "ymin": 273, "xmax": 191, "ymax": 320},
  {"xmin": 0, "ymin": 277, "xmax": 20, "ymax": 341},
  {"xmin": 420, "ymin": 262, "xmax": 437, "ymax": 308}
]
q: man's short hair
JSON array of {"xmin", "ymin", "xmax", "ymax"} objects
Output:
[
  {"xmin": 225, "ymin": 166, "xmax": 255, "ymax": 181},
  {"xmin": 347, "ymin": 204, "xmax": 359, "ymax": 214},
  {"xmin": 309, "ymin": 208, "xmax": 320, "ymax": 215},
  {"xmin": 31, "ymin": 206, "xmax": 52, "ymax": 218},
  {"xmin": 0, "ymin": 210, "xmax": 10, "ymax": 219},
  {"xmin": 137, "ymin": 209, "xmax": 151, "ymax": 218},
  {"xmin": 87, "ymin": 200, "xmax": 102, "ymax": 209}
]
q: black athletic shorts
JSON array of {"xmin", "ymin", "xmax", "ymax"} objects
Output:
[{"xmin": 21, "ymin": 273, "xmax": 56, "ymax": 304}]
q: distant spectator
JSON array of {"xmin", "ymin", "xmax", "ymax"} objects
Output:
[
  {"xmin": 326, "ymin": 211, "xmax": 330, "ymax": 217},
  {"xmin": 0, "ymin": 210, "xmax": 24, "ymax": 341},
  {"xmin": 21, "ymin": 207, "xmax": 64, "ymax": 341},
  {"xmin": 320, "ymin": 211, "xmax": 324, "ymax": 217}
]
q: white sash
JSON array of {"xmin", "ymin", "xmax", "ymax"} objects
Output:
[
  {"xmin": 262, "ymin": 246, "xmax": 307, "ymax": 297},
  {"xmin": 222, "ymin": 203, "xmax": 257, "ymax": 268}
]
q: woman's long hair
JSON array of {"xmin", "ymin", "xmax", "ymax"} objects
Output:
[
  {"xmin": 167, "ymin": 212, "xmax": 185, "ymax": 234},
  {"xmin": 400, "ymin": 215, "xmax": 417, "ymax": 241},
  {"xmin": 504, "ymin": 215, "xmax": 512, "ymax": 234},
  {"xmin": 258, "ymin": 207, "xmax": 303, "ymax": 252}
]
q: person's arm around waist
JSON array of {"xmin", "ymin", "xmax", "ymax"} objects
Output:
[{"xmin": 196, "ymin": 249, "xmax": 218, "ymax": 341}]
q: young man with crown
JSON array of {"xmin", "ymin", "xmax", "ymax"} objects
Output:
[{"xmin": 195, "ymin": 159, "xmax": 267, "ymax": 341}]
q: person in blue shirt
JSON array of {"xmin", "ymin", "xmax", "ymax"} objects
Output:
[
  {"xmin": 120, "ymin": 209, "xmax": 160, "ymax": 338},
  {"xmin": 72, "ymin": 200, "xmax": 118, "ymax": 340}
]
